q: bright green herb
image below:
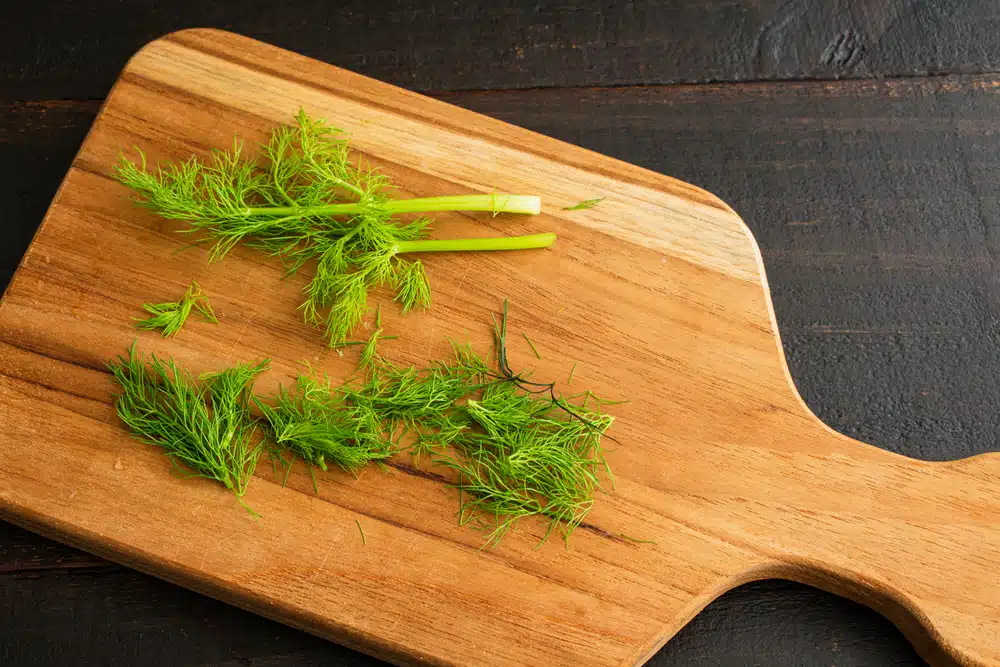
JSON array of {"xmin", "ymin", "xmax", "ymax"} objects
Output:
[
  {"xmin": 257, "ymin": 370, "xmax": 395, "ymax": 477},
  {"xmin": 338, "ymin": 336, "xmax": 398, "ymax": 348},
  {"xmin": 358, "ymin": 305, "xmax": 386, "ymax": 370},
  {"xmin": 619, "ymin": 534, "xmax": 656, "ymax": 544},
  {"xmin": 436, "ymin": 302, "xmax": 615, "ymax": 547},
  {"xmin": 441, "ymin": 385, "xmax": 613, "ymax": 547},
  {"xmin": 567, "ymin": 363, "xmax": 577, "ymax": 384},
  {"xmin": 562, "ymin": 197, "xmax": 604, "ymax": 211},
  {"xmin": 109, "ymin": 301, "xmax": 619, "ymax": 547},
  {"xmin": 356, "ymin": 519, "xmax": 367, "ymax": 545},
  {"xmin": 582, "ymin": 391, "xmax": 629, "ymax": 408},
  {"xmin": 359, "ymin": 330, "xmax": 384, "ymax": 369},
  {"xmin": 107, "ymin": 342, "xmax": 268, "ymax": 515},
  {"xmin": 346, "ymin": 357, "xmax": 478, "ymax": 433},
  {"xmin": 290, "ymin": 300, "xmax": 615, "ymax": 547},
  {"xmin": 134, "ymin": 280, "xmax": 217, "ymax": 337},
  {"xmin": 115, "ymin": 110, "xmax": 555, "ymax": 346},
  {"xmin": 522, "ymin": 332, "xmax": 541, "ymax": 359}
]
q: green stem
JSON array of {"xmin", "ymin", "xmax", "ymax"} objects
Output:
[
  {"xmin": 245, "ymin": 194, "xmax": 541, "ymax": 218},
  {"xmin": 393, "ymin": 233, "xmax": 556, "ymax": 255},
  {"xmin": 384, "ymin": 195, "xmax": 541, "ymax": 215}
]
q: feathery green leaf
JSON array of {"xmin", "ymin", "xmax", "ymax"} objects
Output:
[
  {"xmin": 107, "ymin": 342, "xmax": 268, "ymax": 514},
  {"xmin": 115, "ymin": 110, "xmax": 552, "ymax": 346}
]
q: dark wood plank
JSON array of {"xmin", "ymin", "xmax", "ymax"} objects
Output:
[
  {"xmin": 6, "ymin": 72, "xmax": 993, "ymax": 664},
  {"xmin": 655, "ymin": 581, "xmax": 921, "ymax": 666},
  {"xmin": 6, "ymin": 0, "xmax": 1000, "ymax": 100},
  {"xmin": 0, "ymin": 521, "xmax": 104, "ymax": 573},
  {"xmin": 0, "ymin": 557, "xmax": 921, "ymax": 666},
  {"xmin": 0, "ymin": 563, "xmax": 381, "ymax": 666},
  {"xmin": 0, "ymin": 101, "xmax": 101, "ymax": 290}
]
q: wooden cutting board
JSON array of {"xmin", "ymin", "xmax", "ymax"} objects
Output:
[{"xmin": 1, "ymin": 28, "xmax": 998, "ymax": 667}]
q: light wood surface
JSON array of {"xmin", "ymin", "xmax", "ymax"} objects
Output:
[{"xmin": 1, "ymin": 29, "xmax": 997, "ymax": 667}]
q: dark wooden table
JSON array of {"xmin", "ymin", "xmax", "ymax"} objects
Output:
[{"xmin": 4, "ymin": 2, "xmax": 1000, "ymax": 665}]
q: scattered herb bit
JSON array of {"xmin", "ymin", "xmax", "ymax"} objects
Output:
[
  {"xmin": 338, "ymin": 336, "xmax": 398, "ymax": 348},
  {"xmin": 586, "ymin": 392, "xmax": 629, "ymax": 407},
  {"xmin": 442, "ymin": 384, "xmax": 613, "ymax": 548},
  {"xmin": 115, "ymin": 110, "xmax": 554, "ymax": 346},
  {"xmin": 134, "ymin": 280, "xmax": 217, "ymax": 337},
  {"xmin": 562, "ymin": 198, "xmax": 604, "ymax": 211},
  {"xmin": 522, "ymin": 332, "xmax": 541, "ymax": 359},
  {"xmin": 358, "ymin": 305, "xmax": 386, "ymax": 370},
  {"xmin": 619, "ymin": 534, "xmax": 657, "ymax": 544},
  {"xmin": 107, "ymin": 342, "xmax": 268, "ymax": 515},
  {"xmin": 567, "ymin": 363, "xmax": 577, "ymax": 384},
  {"xmin": 359, "ymin": 330, "xmax": 384, "ymax": 369},
  {"xmin": 307, "ymin": 463, "xmax": 320, "ymax": 494},
  {"xmin": 356, "ymin": 519, "xmax": 367, "ymax": 545}
]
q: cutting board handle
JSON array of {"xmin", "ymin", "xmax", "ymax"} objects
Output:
[{"xmin": 749, "ymin": 446, "xmax": 1000, "ymax": 666}]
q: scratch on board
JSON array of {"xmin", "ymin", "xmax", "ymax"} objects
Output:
[
  {"xmin": 451, "ymin": 263, "xmax": 472, "ymax": 301},
  {"xmin": 310, "ymin": 545, "xmax": 334, "ymax": 582}
]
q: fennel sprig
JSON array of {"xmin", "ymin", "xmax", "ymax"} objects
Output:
[
  {"xmin": 115, "ymin": 110, "xmax": 554, "ymax": 346},
  {"xmin": 107, "ymin": 342, "xmax": 268, "ymax": 515},
  {"xmin": 256, "ymin": 370, "xmax": 395, "ymax": 477}
]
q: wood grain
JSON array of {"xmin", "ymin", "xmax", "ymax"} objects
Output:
[{"xmin": 1, "ymin": 29, "xmax": 998, "ymax": 667}]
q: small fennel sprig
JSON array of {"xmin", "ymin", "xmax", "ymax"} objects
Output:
[
  {"xmin": 115, "ymin": 109, "xmax": 554, "ymax": 346},
  {"xmin": 443, "ymin": 381, "xmax": 614, "ymax": 547},
  {"xmin": 107, "ymin": 342, "xmax": 268, "ymax": 515},
  {"xmin": 257, "ymin": 370, "xmax": 395, "ymax": 478},
  {"xmin": 134, "ymin": 280, "xmax": 217, "ymax": 337},
  {"xmin": 436, "ymin": 303, "xmax": 615, "ymax": 547}
]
